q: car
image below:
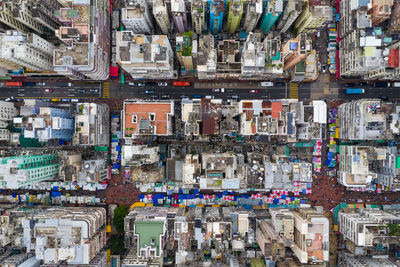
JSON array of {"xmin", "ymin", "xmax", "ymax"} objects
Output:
[
  {"xmin": 260, "ymin": 82, "xmax": 273, "ymax": 87},
  {"xmin": 90, "ymin": 88, "xmax": 99, "ymax": 93},
  {"xmin": 193, "ymin": 94, "xmax": 202, "ymax": 98},
  {"xmin": 379, "ymin": 95, "xmax": 389, "ymax": 101},
  {"xmin": 158, "ymin": 82, "xmax": 168, "ymax": 87},
  {"xmin": 77, "ymin": 89, "xmax": 85, "ymax": 93},
  {"xmin": 231, "ymin": 95, "xmax": 239, "ymax": 99},
  {"xmin": 128, "ymin": 82, "xmax": 136, "ymax": 86},
  {"xmin": 43, "ymin": 88, "xmax": 53, "ymax": 93},
  {"xmin": 37, "ymin": 82, "xmax": 46, "ymax": 86},
  {"xmin": 137, "ymin": 82, "xmax": 145, "ymax": 87},
  {"xmin": 147, "ymin": 82, "xmax": 156, "ymax": 86},
  {"xmin": 275, "ymin": 82, "xmax": 285, "ymax": 86},
  {"xmin": 322, "ymin": 65, "xmax": 326, "ymax": 73},
  {"xmin": 42, "ymin": 99, "xmax": 51, "ymax": 102},
  {"xmin": 180, "ymin": 95, "xmax": 188, "ymax": 98},
  {"xmin": 145, "ymin": 90, "xmax": 154, "ymax": 94},
  {"xmin": 0, "ymin": 82, "xmax": 5, "ymax": 87},
  {"xmin": 359, "ymin": 82, "xmax": 368, "ymax": 86},
  {"xmin": 344, "ymin": 83, "xmax": 356, "ymax": 87},
  {"xmin": 249, "ymin": 89, "xmax": 259, "ymax": 93},
  {"xmin": 61, "ymin": 98, "xmax": 71, "ymax": 102},
  {"xmin": 375, "ymin": 82, "xmax": 389, "ymax": 87},
  {"xmin": 161, "ymin": 94, "xmax": 170, "ymax": 99},
  {"xmin": 213, "ymin": 88, "xmax": 225, "ymax": 93},
  {"xmin": 205, "ymin": 95, "xmax": 214, "ymax": 99}
]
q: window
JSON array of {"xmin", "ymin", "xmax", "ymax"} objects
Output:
[
  {"xmin": 132, "ymin": 115, "xmax": 137, "ymax": 123},
  {"xmin": 151, "ymin": 238, "xmax": 155, "ymax": 245},
  {"xmin": 149, "ymin": 113, "xmax": 155, "ymax": 121}
]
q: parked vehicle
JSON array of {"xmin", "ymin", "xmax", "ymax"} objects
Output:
[
  {"xmin": 145, "ymin": 90, "xmax": 154, "ymax": 94},
  {"xmin": 158, "ymin": 82, "xmax": 168, "ymax": 86},
  {"xmin": 231, "ymin": 95, "xmax": 239, "ymax": 99},
  {"xmin": 345, "ymin": 88, "xmax": 365, "ymax": 94},
  {"xmin": 344, "ymin": 83, "xmax": 356, "ymax": 87},
  {"xmin": 249, "ymin": 89, "xmax": 258, "ymax": 93},
  {"xmin": 393, "ymin": 82, "xmax": 400, "ymax": 87},
  {"xmin": 193, "ymin": 95, "xmax": 201, "ymax": 98},
  {"xmin": 147, "ymin": 82, "xmax": 156, "ymax": 86},
  {"xmin": 22, "ymin": 82, "xmax": 36, "ymax": 86},
  {"xmin": 161, "ymin": 94, "xmax": 170, "ymax": 99},
  {"xmin": 43, "ymin": 88, "xmax": 53, "ymax": 93},
  {"xmin": 128, "ymin": 82, "xmax": 136, "ymax": 86},
  {"xmin": 205, "ymin": 95, "xmax": 214, "ymax": 99},
  {"xmin": 71, "ymin": 99, "xmax": 79, "ymax": 102},
  {"xmin": 137, "ymin": 82, "xmax": 145, "ymax": 87},
  {"xmin": 90, "ymin": 88, "xmax": 99, "ymax": 93},
  {"xmin": 77, "ymin": 89, "xmax": 85, "ymax": 93},
  {"xmin": 380, "ymin": 95, "xmax": 389, "ymax": 101},
  {"xmin": 5, "ymin": 81, "xmax": 22, "ymax": 86},
  {"xmin": 56, "ymin": 82, "xmax": 72, "ymax": 87},
  {"xmin": 275, "ymin": 82, "xmax": 285, "ymax": 86},
  {"xmin": 260, "ymin": 82, "xmax": 273, "ymax": 87},
  {"xmin": 37, "ymin": 82, "xmax": 46, "ymax": 86}
]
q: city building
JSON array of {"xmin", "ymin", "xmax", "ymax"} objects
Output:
[
  {"xmin": 338, "ymin": 146, "xmax": 377, "ymax": 188},
  {"xmin": 0, "ymin": 31, "xmax": 54, "ymax": 72},
  {"xmin": 53, "ymin": 0, "xmax": 110, "ymax": 80},
  {"xmin": 0, "ymin": 154, "xmax": 59, "ymax": 189},
  {"xmin": 17, "ymin": 107, "xmax": 74, "ymax": 142},
  {"xmin": 121, "ymin": 0, "xmax": 154, "ymax": 34},
  {"xmin": 217, "ymin": 39, "xmax": 241, "ymax": 78},
  {"xmin": 389, "ymin": 0, "xmax": 400, "ymax": 32},
  {"xmin": 338, "ymin": 251, "xmax": 398, "ymax": 267},
  {"xmin": 262, "ymin": 36, "xmax": 284, "ymax": 78},
  {"xmin": 366, "ymin": 39, "xmax": 400, "ymax": 81},
  {"xmin": 225, "ymin": 0, "xmax": 245, "ymax": 35},
  {"xmin": 376, "ymin": 146, "xmax": 400, "ymax": 190},
  {"xmin": 191, "ymin": 0, "xmax": 207, "ymax": 34},
  {"xmin": 171, "ymin": 0, "xmax": 188, "ymax": 33},
  {"xmin": 282, "ymin": 33, "xmax": 310, "ymax": 71},
  {"xmin": 116, "ymin": 32, "xmax": 174, "ymax": 79},
  {"xmin": 238, "ymin": 100, "xmax": 298, "ymax": 142},
  {"xmin": 291, "ymin": 207, "xmax": 329, "ymax": 264},
  {"xmin": 260, "ymin": 0, "xmax": 283, "ymax": 34},
  {"xmin": 197, "ymin": 34, "xmax": 217, "ymax": 79},
  {"xmin": 294, "ymin": 0, "xmax": 330, "ymax": 33},
  {"xmin": 291, "ymin": 50, "xmax": 319, "ymax": 82},
  {"xmin": 296, "ymin": 100, "xmax": 327, "ymax": 140},
  {"xmin": 276, "ymin": 0, "xmax": 302, "ymax": 33},
  {"xmin": 369, "ymin": 0, "xmax": 394, "ymax": 26},
  {"xmin": 338, "ymin": 208, "xmax": 400, "ymax": 254},
  {"xmin": 208, "ymin": 0, "xmax": 226, "ymax": 34},
  {"xmin": 73, "ymin": 103, "xmax": 110, "ymax": 146},
  {"xmin": 338, "ymin": 99, "xmax": 387, "ymax": 140},
  {"xmin": 176, "ymin": 33, "xmax": 198, "ymax": 73},
  {"xmin": 22, "ymin": 207, "xmax": 106, "ymax": 265},
  {"xmin": 121, "ymin": 145, "xmax": 159, "ymax": 166},
  {"xmin": 122, "ymin": 100, "xmax": 174, "ymax": 138},
  {"xmin": 0, "ymin": 0, "xmax": 62, "ymax": 34},
  {"xmin": 153, "ymin": 0, "xmax": 171, "ymax": 35},
  {"xmin": 241, "ymin": 32, "xmax": 266, "ymax": 79},
  {"xmin": 0, "ymin": 101, "xmax": 16, "ymax": 141},
  {"xmin": 123, "ymin": 207, "xmax": 168, "ymax": 266},
  {"xmin": 242, "ymin": 0, "xmax": 263, "ymax": 33}
]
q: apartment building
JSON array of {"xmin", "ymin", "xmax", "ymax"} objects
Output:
[
  {"xmin": 73, "ymin": 103, "xmax": 110, "ymax": 146},
  {"xmin": 282, "ymin": 34, "xmax": 310, "ymax": 71},
  {"xmin": 176, "ymin": 33, "xmax": 198, "ymax": 72},
  {"xmin": 18, "ymin": 107, "xmax": 74, "ymax": 142},
  {"xmin": 0, "ymin": 31, "xmax": 54, "ymax": 72},
  {"xmin": 276, "ymin": 0, "xmax": 302, "ymax": 33},
  {"xmin": 53, "ymin": 0, "xmax": 110, "ymax": 80},
  {"xmin": 376, "ymin": 146, "xmax": 400, "ymax": 190},
  {"xmin": 241, "ymin": 33, "xmax": 266, "ymax": 79},
  {"xmin": 262, "ymin": 36, "xmax": 284, "ymax": 78},
  {"xmin": 217, "ymin": 39, "xmax": 241, "ymax": 78},
  {"xmin": 338, "ymin": 145, "xmax": 377, "ymax": 188},
  {"xmin": 122, "ymin": 100, "xmax": 174, "ymax": 138},
  {"xmin": 116, "ymin": 32, "xmax": 174, "ymax": 79},
  {"xmin": 121, "ymin": 0, "xmax": 154, "ymax": 34},
  {"xmin": 153, "ymin": 0, "xmax": 171, "ymax": 35},
  {"xmin": 338, "ymin": 99, "xmax": 387, "ymax": 140},
  {"xmin": 294, "ymin": 1, "xmax": 330, "ymax": 33},
  {"xmin": 260, "ymin": 0, "xmax": 283, "ymax": 33},
  {"xmin": 22, "ymin": 207, "xmax": 106, "ymax": 265},
  {"xmin": 243, "ymin": 0, "xmax": 263, "ymax": 33},
  {"xmin": 389, "ymin": 0, "xmax": 400, "ymax": 32},
  {"xmin": 191, "ymin": 0, "xmax": 207, "ymax": 34},
  {"xmin": 123, "ymin": 207, "xmax": 168, "ymax": 266},
  {"xmin": 226, "ymin": 0, "xmax": 245, "ymax": 35},
  {"xmin": 197, "ymin": 34, "xmax": 217, "ymax": 79},
  {"xmin": 208, "ymin": 0, "xmax": 226, "ymax": 34},
  {"xmin": 338, "ymin": 208, "xmax": 400, "ymax": 253},
  {"xmin": 0, "ymin": 154, "xmax": 59, "ymax": 189},
  {"xmin": 171, "ymin": 0, "xmax": 188, "ymax": 33},
  {"xmin": 369, "ymin": 0, "xmax": 394, "ymax": 26},
  {"xmin": 0, "ymin": 101, "xmax": 16, "ymax": 141}
]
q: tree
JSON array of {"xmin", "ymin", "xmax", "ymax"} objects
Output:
[{"xmin": 113, "ymin": 205, "xmax": 128, "ymax": 233}]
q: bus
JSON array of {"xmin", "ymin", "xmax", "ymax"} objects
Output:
[
  {"xmin": 120, "ymin": 73, "xmax": 125, "ymax": 84},
  {"xmin": 5, "ymin": 81, "xmax": 22, "ymax": 86},
  {"xmin": 172, "ymin": 81, "xmax": 190, "ymax": 87},
  {"xmin": 345, "ymin": 88, "xmax": 364, "ymax": 94}
]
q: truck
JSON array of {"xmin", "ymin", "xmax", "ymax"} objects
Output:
[
  {"xmin": 56, "ymin": 82, "xmax": 72, "ymax": 87},
  {"xmin": 345, "ymin": 88, "xmax": 365, "ymax": 94}
]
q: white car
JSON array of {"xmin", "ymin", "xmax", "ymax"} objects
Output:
[
  {"xmin": 158, "ymin": 82, "xmax": 168, "ymax": 86},
  {"xmin": 260, "ymin": 82, "xmax": 274, "ymax": 87}
]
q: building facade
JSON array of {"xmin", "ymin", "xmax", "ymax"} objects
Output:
[
  {"xmin": 243, "ymin": 0, "xmax": 263, "ymax": 33},
  {"xmin": 208, "ymin": 0, "xmax": 226, "ymax": 34},
  {"xmin": 121, "ymin": 0, "xmax": 154, "ymax": 34},
  {"xmin": 260, "ymin": 0, "xmax": 283, "ymax": 34},
  {"xmin": 171, "ymin": 0, "xmax": 188, "ymax": 33},
  {"xmin": 225, "ymin": 0, "xmax": 245, "ymax": 35},
  {"xmin": 153, "ymin": 0, "xmax": 171, "ymax": 35},
  {"xmin": 191, "ymin": 0, "xmax": 207, "ymax": 34}
]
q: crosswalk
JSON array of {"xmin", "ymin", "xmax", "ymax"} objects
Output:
[
  {"xmin": 289, "ymin": 83, "xmax": 298, "ymax": 99},
  {"xmin": 103, "ymin": 82, "xmax": 110, "ymax": 98}
]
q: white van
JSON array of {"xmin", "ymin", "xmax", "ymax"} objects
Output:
[
  {"xmin": 260, "ymin": 82, "xmax": 274, "ymax": 87},
  {"xmin": 393, "ymin": 82, "xmax": 400, "ymax": 87}
]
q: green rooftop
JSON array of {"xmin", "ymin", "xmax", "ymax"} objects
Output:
[{"xmin": 135, "ymin": 221, "xmax": 164, "ymax": 256}]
